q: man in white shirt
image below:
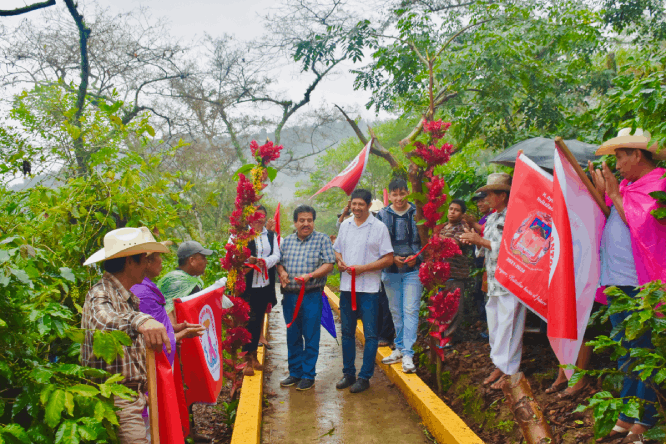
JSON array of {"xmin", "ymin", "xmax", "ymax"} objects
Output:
[{"xmin": 333, "ymin": 189, "xmax": 394, "ymax": 393}]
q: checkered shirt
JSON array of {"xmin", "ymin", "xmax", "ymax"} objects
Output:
[
  {"xmin": 279, "ymin": 231, "xmax": 336, "ymax": 292},
  {"xmin": 81, "ymin": 272, "xmax": 154, "ymax": 385},
  {"xmin": 477, "ymin": 208, "xmax": 511, "ymax": 297}
]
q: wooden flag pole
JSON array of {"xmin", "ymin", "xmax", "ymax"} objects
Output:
[
  {"xmin": 146, "ymin": 349, "xmax": 160, "ymax": 444},
  {"xmin": 554, "ymin": 137, "xmax": 610, "ymax": 217}
]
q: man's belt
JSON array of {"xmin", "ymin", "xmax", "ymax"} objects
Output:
[
  {"xmin": 124, "ymin": 381, "xmax": 146, "ymax": 394},
  {"xmin": 283, "ymin": 286, "xmax": 323, "ymax": 295}
]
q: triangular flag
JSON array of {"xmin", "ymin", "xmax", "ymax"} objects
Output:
[
  {"xmin": 311, "ymin": 139, "xmax": 372, "ymax": 198},
  {"xmin": 321, "ymin": 292, "xmax": 338, "ymax": 343}
]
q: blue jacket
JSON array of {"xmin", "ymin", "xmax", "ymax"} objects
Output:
[{"xmin": 376, "ymin": 203, "xmax": 422, "ymax": 273}]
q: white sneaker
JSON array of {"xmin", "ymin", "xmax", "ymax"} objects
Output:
[
  {"xmin": 382, "ymin": 349, "xmax": 403, "ymax": 365},
  {"xmin": 402, "ymin": 355, "xmax": 416, "ymax": 373}
]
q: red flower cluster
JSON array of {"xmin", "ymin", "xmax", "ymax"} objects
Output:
[
  {"xmin": 412, "ymin": 142, "xmax": 454, "ymax": 173},
  {"xmin": 427, "ymin": 288, "xmax": 461, "ymax": 348},
  {"xmin": 220, "ymin": 244, "xmax": 251, "ymax": 270},
  {"xmin": 423, "ymin": 119, "xmax": 451, "ymax": 140},
  {"xmin": 418, "ymin": 235, "xmax": 461, "ymax": 289},
  {"xmin": 250, "ymin": 140, "xmax": 283, "ymax": 165},
  {"xmin": 221, "ymin": 296, "xmax": 251, "ymax": 326},
  {"xmin": 221, "ymin": 326, "xmax": 252, "ymax": 352},
  {"xmin": 422, "ymin": 177, "xmax": 448, "ymax": 228},
  {"xmin": 236, "ymin": 174, "xmax": 259, "ymax": 208}
]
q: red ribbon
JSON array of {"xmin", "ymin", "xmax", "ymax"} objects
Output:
[
  {"xmin": 404, "ymin": 240, "xmax": 430, "ymax": 264},
  {"xmin": 349, "ymin": 267, "xmax": 357, "ymax": 311},
  {"xmin": 286, "ymin": 277, "xmax": 306, "ymax": 328},
  {"xmin": 244, "ymin": 261, "xmax": 268, "ymax": 280}
]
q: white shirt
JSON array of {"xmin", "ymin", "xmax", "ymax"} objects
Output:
[
  {"xmin": 333, "ymin": 214, "xmax": 393, "ymax": 293},
  {"xmin": 228, "ymin": 228, "xmax": 280, "ymax": 288}
]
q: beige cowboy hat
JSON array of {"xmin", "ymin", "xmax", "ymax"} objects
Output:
[
  {"xmin": 596, "ymin": 128, "xmax": 666, "ymax": 161},
  {"xmin": 369, "ymin": 199, "xmax": 385, "ymax": 213},
  {"xmin": 84, "ymin": 227, "xmax": 170, "ymax": 266},
  {"xmin": 476, "ymin": 172, "xmax": 512, "ymax": 193}
]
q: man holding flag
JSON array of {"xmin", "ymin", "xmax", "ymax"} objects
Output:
[
  {"xmin": 277, "ymin": 205, "xmax": 335, "ymax": 391},
  {"xmin": 588, "ymin": 128, "xmax": 666, "ymax": 443},
  {"xmin": 334, "ymin": 189, "xmax": 394, "ymax": 393}
]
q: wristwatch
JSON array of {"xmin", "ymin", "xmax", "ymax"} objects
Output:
[{"xmin": 308, "ymin": 273, "xmax": 314, "ymax": 280}]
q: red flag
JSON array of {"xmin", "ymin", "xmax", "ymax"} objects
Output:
[
  {"xmin": 174, "ymin": 288, "xmax": 225, "ymax": 405},
  {"xmin": 274, "ymin": 203, "xmax": 281, "ymax": 247},
  {"xmin": 495, "ymin": 153, "xmax": 554, "ymax": 320},
  {"xmin": 311, "ymin": 139, "xmax": 372, "ymax": 198},
  {"xmin": 173, "ymin": 352, "xmax": 191, "ymax": 436},
  {"xmin": 383, "ymin": 188, "xmax": 389, "ymax": 207},
  {"xmin": 548, "ymin": 150, "xmax": 578, "ymax": 340},
  {"xmin": 155, "ymin": 351, "xmax": 185, "ymax": 444}
]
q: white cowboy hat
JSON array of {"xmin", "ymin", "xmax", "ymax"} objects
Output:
[
  {"xmin": 84, "ymin": 227, "xmax": 170, "ymax": 266},
  {"xmin": 596, "ymin": 128, "xmax": 666, "ymax": 160},
  {"xmin": 369, "ymin": 199, "xmax": 385, "ymax": 213},
  {"xmin": 476, "ymin": 172, "xmax": 512, "ymax": 193}
]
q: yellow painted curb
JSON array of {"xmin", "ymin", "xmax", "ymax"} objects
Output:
[
  {"xmin": 324, "ymin": 287, "xmax": 485, "ymax": 444},
  {"xmin": 230, "ymin": 314, "xmax": 268, "ymax": 444}
]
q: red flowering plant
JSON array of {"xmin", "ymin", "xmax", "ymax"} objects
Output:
[
  {"xmin": 220, "ymin": 139, "xmax": 282, "ymax": 392},
  {"xmin": 410, "ymin": 120, "xmax": 464, "ymax": 361},
  {"xmin": 220, "ymin": 296, "xmax": 251, "ymax": 398}
]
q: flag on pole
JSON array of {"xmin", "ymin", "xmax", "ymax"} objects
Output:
[
  {"xmin": 311, "ymin": 139, "xmax": 372, "ymax": 198},
  {"xmin": 549, "ymin": 144, "xmax": 605, "ymax": 376},
  {"xmin": 155, "ymin": 351, "xmax": 186, "ymax": 444},
  {"xmin": 274, "ymin": 203, "xmax": 281, "ymax": 247},
  {"xmin": 174, "ymin": 287, "xmax": 225, "ymax": 405}
]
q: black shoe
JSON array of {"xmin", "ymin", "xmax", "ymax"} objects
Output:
[
  {"xmin": 349, "ymin": 378, "xmax": 370, "ymax": 393},
  {"xmin": 296, "ymin": 378, "xmax": 315, "ymax": 391},
  {"xmin": 280, "ymin": 376, "xmax": 301, "ymax": 387},
  {"xmin": 335, "ymin": 375, "xmax": 356, "ymax": 390}
]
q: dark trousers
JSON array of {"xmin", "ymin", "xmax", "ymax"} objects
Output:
[
  {"xmin": 377, "ymin": 284, "xmax": 395, "ymax": 341},
  {"xmin": 242, "ymin": 285, "xmax": 273, "ymax": 353}
]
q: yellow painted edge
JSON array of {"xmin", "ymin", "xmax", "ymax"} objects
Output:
[
  {"xmin": 324, "ymin": 287, "xmax": 485, "ymax": 444},
  {"xmin": 230, "ymin": 314, "xmax": 268, "ymax": 444}
]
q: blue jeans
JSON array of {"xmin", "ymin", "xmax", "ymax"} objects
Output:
[
  {"xmin": 382, "ymin": 271, "xmax": 422, "ymax": 358},
  {"xmin": 340, "ymin": 291, "xmax": 379, "ymax": 380},
  {"xmin": 282, "ymin": 290, "xmax": 323, "ymax": 380},
  {"xmin": 610, "ymin": 286, "xmax": 658, "ymax": 428}
]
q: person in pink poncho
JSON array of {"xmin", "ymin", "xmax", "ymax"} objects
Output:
[{"xmin": 587, "ymin": 128, "xmax": 666, "ymax": 444}]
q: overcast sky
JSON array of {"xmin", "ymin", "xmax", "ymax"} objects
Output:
[{"xmin": 3, "ymin": 0, "xmax": 384, "ymax": 121}]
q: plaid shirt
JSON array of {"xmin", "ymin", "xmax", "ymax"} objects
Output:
[
  {"xmin": 440, "ymin": 221, "xmax": 473, "ymax": 280},
  {"xmin": 81, "ymin": 272, "xmax": 154, "ymax": 385},
  {"xmin": 279, "ymin": 231, "xmax": 335, "ymax": 292},
  {"xmin": 477, "ymin": 208, "xmax": 511, "ymax": 297}
]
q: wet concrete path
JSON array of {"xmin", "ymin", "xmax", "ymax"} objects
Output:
[{"xmin": 261, "ymin": 294, "xmax": 430, "ymax": 444}]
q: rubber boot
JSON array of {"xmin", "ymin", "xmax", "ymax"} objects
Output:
[
  {"xmin": 251, "ymin": 351, "xmax": 264, "ymax": 371},
  {"xmin": 243, "ymin": 354, "xmax": 255, "ymax": 376}
]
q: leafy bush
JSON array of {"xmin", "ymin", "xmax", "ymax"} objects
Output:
[{"xmin": 572, "ymin": 281, "xmax": 665, "ymax": 441}]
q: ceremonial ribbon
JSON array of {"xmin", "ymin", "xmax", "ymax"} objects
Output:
[
  {"xmin": 404, "ymin": 240, "xmax": 430, "ymax": 264},
  {"xmin": 286, "ymin": 277, "xmax": 306, "ymax": 328},
  {"xmin": 349, "ymin": 267, "xmax": 357, "ymax": 311},
  {"xmin": 244, "ymin": 261, "xmax": 268, "ymax": 280}
]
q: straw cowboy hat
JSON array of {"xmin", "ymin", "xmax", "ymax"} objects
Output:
[
  {"xmin": 596, "ymin": 128, "xmax": 666, "ymax": 161},
  {"xmin": 84, "ymin": 227, "xmax": 170, "ymax": 266},
  {"xmin": 476, "ymin": 172, "xmax": 512, "ymax": 193},
  {"xmin": 369, "ymin": 199, "xmax": 385, "ymax": 213}
]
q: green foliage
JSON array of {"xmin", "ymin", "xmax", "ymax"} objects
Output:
[
  {"xmin": 0, "ymin": 83, "xmax": 193, "ymax": 442},
  {"xmin": 573, "ymin": 282, "xmax": 666, "ymax": 439},
  {"xmin": 215, "ymin": 399, "xmax": 239, "ymax": 429}
]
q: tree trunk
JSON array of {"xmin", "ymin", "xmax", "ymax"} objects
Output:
[{"xmin": 501, "ymin": 372, "xmax": 553, "ymax": 444}]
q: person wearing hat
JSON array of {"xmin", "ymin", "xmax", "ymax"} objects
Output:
[
  {"xmin": 587, "ymin": 128, "xmax": 666, "ymax": 444},
  {"xmin": 81, "ymin": 227, "xmax": 173, "ymax": 444},
  {"xmin": 157, "ymin": 240, "xmax": 214, "ymax": 317},
  {"xmin": 460, "ymin": 172, "xmax": 527, "ymax": 390}
]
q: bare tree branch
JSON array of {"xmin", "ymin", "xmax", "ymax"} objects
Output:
[{"xmin": 0, "ymin": 0, "xmax": 55, "ymax": 17}]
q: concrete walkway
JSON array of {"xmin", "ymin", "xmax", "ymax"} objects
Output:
[{"xmin": 261, "ymin": 295, "xmax": 430, "ymax": 444}]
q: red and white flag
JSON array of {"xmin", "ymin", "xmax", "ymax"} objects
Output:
[
  {"xmin": 311, "ymin": 139, "xmax": 372, "ymax": 198},
  {"xmin": 174, "ymin": 287, "xmax": 225, "ymax": 405},
  {"xmin": 549, "ymin": 146, "xmax": 605, "ymax": 375}
]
